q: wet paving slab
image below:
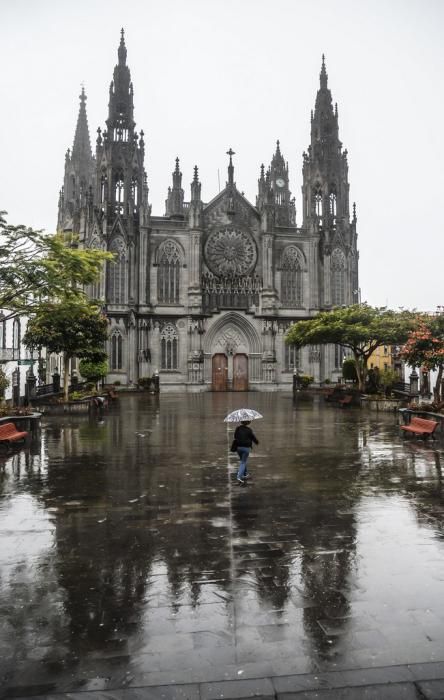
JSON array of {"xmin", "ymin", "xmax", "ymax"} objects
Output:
[{"xmin": 1, "ymin": 392, "xmax": 444, "ymax": 697}]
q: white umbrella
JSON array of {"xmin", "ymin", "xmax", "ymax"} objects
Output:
[{"xmin": 224, "ymin": 408, "xmax": 263, "ymax": 423}]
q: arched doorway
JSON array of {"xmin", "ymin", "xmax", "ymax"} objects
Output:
[{"xmin": 205, "ymin": 312, "xmax": 261, "ymax": 391}]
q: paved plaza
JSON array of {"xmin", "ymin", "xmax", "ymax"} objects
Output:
[{"xmin": 1, "ymin": 393, "xmax": 444, "ymax": 699}]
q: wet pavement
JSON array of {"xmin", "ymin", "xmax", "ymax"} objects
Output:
[{"xmin": 1, "ymin": 393, "xmax": 444, "ymax": 699}]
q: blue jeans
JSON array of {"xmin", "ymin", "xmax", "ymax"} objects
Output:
[{"xmin": 237, "ymin": 447, "xmax": 250, "ymax": 480}]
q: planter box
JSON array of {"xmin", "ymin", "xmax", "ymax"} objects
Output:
[
  {"xmin": 362, "ymin": 397, "xmax": 404, "ymax": 412},
  {"xmin": 0, "ymin": 413, "xmax": 42, "ymax": 433},
  {"xmin": 33, "ymin": 400, "xmax": 92, "ymax": 415}
]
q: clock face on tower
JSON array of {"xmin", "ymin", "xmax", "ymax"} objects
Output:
[{"xmin": 276, "ymin": 177, "xmax": 285, "ymax": 188}]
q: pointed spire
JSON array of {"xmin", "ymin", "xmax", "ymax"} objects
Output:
[
  {"xmin": 320, "ymin": 53, "xmax": 328, "ymax": 89},
  {"xmin": 72, "ymin": 86, "xmax": 92, "ymax": 161},
  {"xmin": 165, "ymin": 157, "xmax": 184, "ymax": 218},
  {"xmin": 106, "ymin": 28, "xmax": 135, "ymax": 138},
  {"xmin": 191, "ymin": 165, "xmax": 201, "ymax": 202},
  {"xmin": 118, "ymin": 28, "xmax": 127, "ymax": 66}
]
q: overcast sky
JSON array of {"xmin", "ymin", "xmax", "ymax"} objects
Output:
[{"xmin": 1, "ymin": 0, "xmax": 443, "ymax": 312}]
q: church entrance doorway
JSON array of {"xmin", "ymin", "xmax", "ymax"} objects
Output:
[
  {"xmin": 233, "ymin": 353, "xmax": 248, "ymax": 391},
  {"xmin": 212, "ymin": 354, "xmax": 228, "ymax": 391}
]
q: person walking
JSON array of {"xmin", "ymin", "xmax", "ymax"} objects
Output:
[{"xmin": 234, "ymin": 420, "xmax": 259, "ymax": 485}]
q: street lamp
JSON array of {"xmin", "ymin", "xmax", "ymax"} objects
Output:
[{"xmin": 353, "ymin": 288, "xmax": 361, "ymax": 304}]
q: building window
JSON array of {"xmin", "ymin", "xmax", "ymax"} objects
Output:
[
  {"xmin": 284, "ymin": 344, "xmax": 301, "ymax": 372},
  {"xmin": 131, "ymin": 176, "xmax": 138, "ymax": 208},
  {"xmin": 114, "ymin": 170, "xmax": 124, "ymax": 213},
  {"xmin": 329, "ymin": 191, "xmax": 337, "ymax": 219},
  {"xmin": 160, "ymin": 323, "xmax": 178, "ymax": 370},
  {"xmin": 334, "ymin": 344, "xmax": 345, "ymax": 369},
  {"xmin": 111, "ymin": 333, "xmax": 123, "ymax": 370},
  {"xmin": 108, "ymin": 238, "xmax": 127, "ymax": 304},
  {"xmin": 331, "ymin": 248, "xmax": 346, "ymax": 306},
  {"xmin": 314, "ymin": 185, "xmax": 323, "ymax": 222},
  {"xmin": 12, "ymin": 319, "xmax": 20, "ymax": 360},
  {"xmin": 281, "ymin": 246, "xmax": 303, "ymax": 306},
  {"xmin": 100, "ymin": 173, "xmax": 107, "ymax": 204},
  {"xmin": 157, "ymin": 241, "xmax": 181, "ymax": 304}
]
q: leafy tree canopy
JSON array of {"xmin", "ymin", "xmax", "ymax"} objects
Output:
[
  {"xmin": 400, "ymin": 313, "xmax": 444, "ymax": 401},
  {"xmin": 286, "ymin": 304, "xmax": 417, "ymax": 391},
  {"xmin": 79, "ymin": 358, "xmax": 109, "ymax": 384},
  {"xmin": 23, "ymin": 301, "xmax": 109, "ymax": 400},
  {"xmin": 0, "ymin": 211, "xmax": 113, "ymax": 319}
]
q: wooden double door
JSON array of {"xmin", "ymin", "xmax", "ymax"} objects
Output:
[{"xmin": 212, "ymin": 353, "xmax": 248, "ymax": 391}]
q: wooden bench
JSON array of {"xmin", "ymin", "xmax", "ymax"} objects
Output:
[
  {"xmin": 337, "ymin": 394, "xmax": 353, "ymax": 407},
  {"xmin": 0, "ymin": 422, "xmax": 29, "ymax": 444},
  {"xmin": 400, "ymin": 416, "xmax": 438, "ymax": 439}
]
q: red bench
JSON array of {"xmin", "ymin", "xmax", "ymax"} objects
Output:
[
  {"xmin": 0, "ymin": 422, "xmax": 28, "ymax": 444},
  {"xmin": 400, "ymin": 417, "xmax": 438, "ymax": 439}
]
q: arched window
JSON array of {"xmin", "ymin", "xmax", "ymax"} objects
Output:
[
  {"xmin": 157, "ymin": 240, "xmax": 181, "ymax": 304},
  {"xmin": 284, "ymin": 344, "xmax": 301, "ymax": 372},
  {"xmin": 160, "ymin": 323, "xmax": 178, "ymax": 370},
  {"xmin": 131, "ymin": 175, "xmax": 138, "ymax": 208},
  {"xmin": 100, "ymin": 173, "xmax": 107, "ymax": 204},
  {"xmin": 314, "ymin": 185, "xmax": 323, "ymax": 221},
  {"xmin": 331, "ymin": 248, "xmax": 346, "ymax": 306},
  {"xmin": 13, "ymin": 319, "xmax": 21, "ymax": 360},
  {"xmin": 108, "ymin": 238, "xmax": 127, "ymax": 304},
  {"xmin": 114, "ymin": 170, "xmax": 125, "ymax": 213},
  {"xmin": 281, "ymin": 246, "xmax": 303, "ymax": 306},
  {"xmin": 111, "ymin": 332, "xmax": 123, "ymax": 370},
  {"xmin": 329, "ymin": 190, "xmax": 337, "ymax": 219}
]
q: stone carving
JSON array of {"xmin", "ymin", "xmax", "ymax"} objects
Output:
[
  {"xmin": 216, "ymin": 326, "xmax": 244, "ymax": 355},
  {"xmin": 205, "ymin": 228, "xmax": 256, "ymax": 276}
]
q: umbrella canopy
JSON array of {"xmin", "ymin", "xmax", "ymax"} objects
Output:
[{"xmin": 224, "ymin": 408, "xmax": 263, "ymax": 423}]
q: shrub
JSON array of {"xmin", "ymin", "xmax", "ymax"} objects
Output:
[
  {"xmin": 300, "ymin": 374, "xmax": 314, "ymax": 389},
  {"xmin": 342, "ymin": 358, "xmax": 358, "ymax": 382},
  {"xmin": 138, "ymin": 377, "xmax": 152, "ymax": 389},
  {"xmin": 0, "ymin": 367, "xmax": 10, "ymax": 399}
]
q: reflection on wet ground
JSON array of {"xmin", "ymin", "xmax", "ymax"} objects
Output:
[{"xmin": 1, "ymin": 393, "xmax": 444, "ymax": 695}]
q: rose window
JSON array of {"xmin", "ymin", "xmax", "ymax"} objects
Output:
[{"xmin": 205, "ymin": 228, "xmax": 257, "ymax": 276}]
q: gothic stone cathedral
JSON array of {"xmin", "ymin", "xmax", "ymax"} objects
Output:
[{"xmin": 57, "ymin": 32, "xmax": 359, "ymax": 392}]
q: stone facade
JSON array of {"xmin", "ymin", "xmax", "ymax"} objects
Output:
[{"xmin": 57, "ymin": 35, "xmax": 359, "ymax": 392}]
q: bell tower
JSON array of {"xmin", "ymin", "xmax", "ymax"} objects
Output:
[
  {"xmin": 95, "ymin": 29, "xmax": 148, "ymax": 228},
  {"xmin": 301, "ymin": 55, "xmax": 358, "ymax": 308},
  {"xmin": 258, "ymin": 141, "xmax": 296, "ymax": 227}
]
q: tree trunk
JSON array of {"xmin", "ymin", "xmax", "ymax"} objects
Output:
[
  {"xmin": 354, "ymin": 354, "xmax": 365, "ymax": 393},
  {"xmin": 63, "ymin": 353, "xmax": 70, "ymax": 402},
  {"xmin": 434, "ymin": 365, "xmax": 443, "ymax": 402}
]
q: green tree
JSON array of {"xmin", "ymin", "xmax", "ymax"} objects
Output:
[
  {"xmin": 23, "ymin": 301, "xmax": 109, "ymax": 401},
  {"xmin": 79, "ymin": 358, "xmax": 109, "ymax": 388},
  {"xmin": 286, "ymin": 304, "xmax": 416, "ymax": 393},
  {"xmin": 0, "ymin": 366, "xmax": 10, "ymax": 400},
  {"xmin": 0, "ymin": 211, "xmax": 112, "ymax": 320},
  {"xmin": 400, "ymin": 314, "xmax": 444, "ymax": 401},
  {"xmin": 342, "ymin": 357, "xmax": 358, "ymax": 382}
]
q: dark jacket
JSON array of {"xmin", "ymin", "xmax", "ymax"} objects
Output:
[{"xmin": 234, "ymin": 425, "xmax": 259, "ymax": 448}]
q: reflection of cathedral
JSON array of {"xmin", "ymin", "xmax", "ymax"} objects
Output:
[{"xmin": 57, "ymin": 32, "xmax": 359, "ymax": 391}]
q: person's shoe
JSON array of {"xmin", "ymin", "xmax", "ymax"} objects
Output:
[
  {"xmin": 237, "ymin": 478, "xmax": 245, "ymax": 485},
  {"xmin": 244, "ymin": 473, "xmax": 250, "ymax": 479}
]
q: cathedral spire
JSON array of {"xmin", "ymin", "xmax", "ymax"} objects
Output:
[
  {"xmin": 106, "ymin": 29, "xmax": 135, "ymax": 139},
  {"xmin": 320, "ymin": 53, "xmax": 328, "ymax": 89},
  {"xmin": 72, "ymin": 86, "xmax": 92, "ymax": 163},
  {"xmin": 57, "ymin": 86, "xmax": 94, "ymax": 232},
  {"xmin": 118, "ymin": 27, "xmax": 127, "ymax": 66}
]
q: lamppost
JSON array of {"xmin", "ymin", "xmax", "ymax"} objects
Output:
[{"xmin": 353, "ymin": 288, "xmax": 361, "ymax": 305}]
